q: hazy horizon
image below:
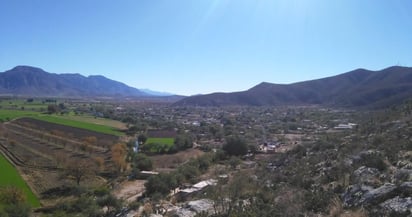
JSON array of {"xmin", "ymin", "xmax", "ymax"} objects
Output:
[{"xmin": 1, "ymin": 0, "xmax": 412, "ymax": 95}]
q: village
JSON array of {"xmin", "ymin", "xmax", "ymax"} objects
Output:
[{"xmin": 106, "ymin": 104, "xmax": 362, "ymax": 217}]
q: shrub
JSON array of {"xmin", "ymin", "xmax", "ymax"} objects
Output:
[{"xmin": 223, "ymin": 137, "xmax": 248, "ymax": 156}]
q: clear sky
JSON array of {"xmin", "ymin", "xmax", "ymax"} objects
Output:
[{"xmin": 1, "ymin": 0, "xmax": 412, "ymax": 95}]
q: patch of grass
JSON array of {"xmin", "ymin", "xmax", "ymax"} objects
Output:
[
  {"xmin": 33, "ymin": 115, "xmax": 123, "ymax": 136},
  {"xmin": 0, "ymin": 154, "xmax": 40, "ymax": 207},
  {"xmin": 146, "ymin": 138, "xmax": 175, "ymax": 145},
  {"xmin": 0, "ymin": 110, "xmax": 39, "ymax": 122},
  {"xmin": 144, "ymin": 138, "xmax": 175, "ymax": 153}
]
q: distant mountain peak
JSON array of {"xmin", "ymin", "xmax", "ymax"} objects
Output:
[
  {"xmin": 10, "ymin": 65, "xmax": 49, "ymax": 74},
  {"xmin": 0, "ymin": 66, "xmax": 150, "ymax": 97}
]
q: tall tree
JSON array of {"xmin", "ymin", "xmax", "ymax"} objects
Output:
[
  {"xmin": 223, "ymin": 137, "xmax": 248, "ymax": 156},
  {"xmin": 63, "ymin": 159, "xmax": 96, "ymax": 185},
  {"xmin": 111, "ymin": 143, "xmax": 128, "ymax": 172}
]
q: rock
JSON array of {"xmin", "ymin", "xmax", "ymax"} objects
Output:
[
  {"xmin": 171, "ymin": 199, "xmax": 215, "ymax": 217},
  {"xmin": 171, "ymin": 208, "xmax": 196, "ymax": 217},
  {"xmin": 359, "ymin": 183, "xmax": 398, "ymax": 205},
  {"xmin": 343, "ymin": 183, "xmax": 398, "ymax": 207},
  {"xmin": 353, "ymin": 166, "xmax": 380, "ymax": 185},
  {"xmin": 393, "ymin": 169, "xmax": 412, "ymax": 183},
  {"xmin": 397, "ymin": 160, "xmax": 412, "ymax": 170},
  {"xmin": 187, "ymin": 199, "xmax": 214, "ymax": 214},
  {"xmin": 342, "ymin": 184, "xmax": 374, "ymax": 207},
  {"xmin": 380, "ymin": 196, "xmax": 412, "ymax": 214},
  {"xmin": 400, "ymin": 181, "xmax": 412, "ymax": 189},
  {"xmin": 149, "ymin": 214, "xmax": 163, "ymax": 217}
]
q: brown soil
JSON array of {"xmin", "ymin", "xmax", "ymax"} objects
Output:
[
  {"xmin": 150, "ymin": 148, "xmax": 204, "ymax": 170},
  {"xmin": 113, "ymin": 180, "xmax": 146, "ymax": 202},
  {"xmin": 15, "ymin": 118, "xmax": 118, "ymax": 148}
]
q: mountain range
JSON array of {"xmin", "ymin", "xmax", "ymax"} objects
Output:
[
  {"xmin": 0, "ymin": 66, "xmax": 167, "ymax": 98},
  {"xmin": 2, "ymin": 65, "xmax": 412, "ymax": 108},
  {"xmin": 175, "ymin": 66, "xmax": 412, "ymax": 108}
]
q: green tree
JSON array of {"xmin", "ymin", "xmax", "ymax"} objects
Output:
[
  {"xmin": 0, "ymin": 186, "xmax": 31, "ymax": 217},
  {"xmin": 174, "ymin": 134, "xmax": 193, "ymax": 150},
  {"xmin": 133, "ymin": 153, "xmax": 153, "ymax": 171},
  {"xmin": 145, "ymin": 173, "xmax": 178, "ymax": 197},
  {"xmin": 223, "ymin": 137, "xmax": 248, "ymax": 156},
  {"xmin": 137, "ymin": 134, "xmax": 147, "ymax": 144}
]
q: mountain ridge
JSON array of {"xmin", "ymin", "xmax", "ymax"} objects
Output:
[
  {"xmin": 0, "ymin": 66, "xmax": 149, "ymax": 97},
  {"xmin": 175, "ymin": 66, "xmax": 412, "ymax": 108}
]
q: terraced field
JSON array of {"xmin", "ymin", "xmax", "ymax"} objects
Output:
[{"xmin": 0, "ymin": 118, "xmax": 120, "ymax": 201}]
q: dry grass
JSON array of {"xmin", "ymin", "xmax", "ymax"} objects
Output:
[
  {"xmin": 328, "ymin": 197, "xmax": 368, "ymax": 217},
  {"xmin": 150, "ymin": 148, "xmax": 204, "ymax": 169}
]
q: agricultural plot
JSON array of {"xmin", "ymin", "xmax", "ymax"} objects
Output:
[
  {"xmin": 0, "ymin": 110, "xmax": 38, "ymax": 122},
  {"xmin": 33, "ymin": 115, "xmax": 123, "ymax": 136},
  {"xmin": 146, "ymin": 137, "xmax": 174, "ymax": 145},
  {"xmin": 143, "ymin": 137, "xmax": 175, "ymax": 153},
  {"xmin": 0, "ymin": 118, "xmax": 120, "ymax": 201},
  {"xmin": 0, "ymin": 153, "xmax": 40, "ymax": 207},
  {"xmin": 53, "ymin": 114, "xmax": 128, "ymax": 130},
  {"xmin": 0, "ymin": 99, "xmax": 48, "ymax": 111},
  {"xmin": 0, "ymin": 107, "xmax": 124, "ymax": 136}
]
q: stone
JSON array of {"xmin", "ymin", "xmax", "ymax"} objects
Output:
[
  {"xmin": 343, "ymin": 183, "xmax": 398, "ymax": 207},
  {"xmin": 342, "ymin": 184, "xmax": 374, "ymax": 207},
  {"xmin": 359, "ymin": 183, "xmax": 398, "ymax": 205},
  {"xmin": 171, "ymin": 208, "xmax": 196, "ymax": 217},
  {"xmin": 380, "ymin": 196, "xmax": 412, "ymax": 214},
  {"xmin": 353, "ymin": 166, "xmax": 380, "ymax": 185}
]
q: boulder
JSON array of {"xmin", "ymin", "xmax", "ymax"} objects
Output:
[
  {"xmin": 187, "ymin": 199, "xmax": 214, "ymax": 214},
  {"xmin": 380, "ymin": 196, "xmax": 412, "ymax": 214},
  {"xmin": 393, "ymin": 169, "xmax": 412, "ymax": 183},
  {"xmin": 353, "ymin": 166, "xmax": 380, "ymax": 185},
  {"xmin": 343, "ymin": 183, "xmax": 398, "ymax": 207},
  {"xmin": 342, "ymin": 184, "xmax": 374, "ymax": 207},
  {"xmin": 171, "ymin": 208, "xmax": 196, "ymax": 217},
  {"xmin": 359, "ymin": 183, "xmax": 398, "ymax": 205}
]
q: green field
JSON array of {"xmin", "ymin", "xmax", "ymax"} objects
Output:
[
  {"xmin": 145, "ymin": 138, "xmax": 175, "ymax": 153},
  {"xmin": 0, "ymin": 99, "xmax": 48, "ymax": 111},
  {"xmin": 147, "ymin": 137, "xmax": 175, "ymax": 145},
  {"xmin": 0, "ymin": 110, "xmax": 38, "ymax": 122},
  {"xmin": 0, "ymin": 108, "xmax": 123, "ymax": 136},
  {"xmin": 0, "ymin": 154, "xmax": 40, "ymax": 207},
  {"xmin": 34, "ymin": 115, "xmax": 123, "ymax": 136}
]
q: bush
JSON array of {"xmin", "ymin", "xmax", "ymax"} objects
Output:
[
  {"xmin": 360, "ymin": 154, "xmax": 387, "ymax": 171},
  {"xmin": 223, "ymin": 137, "xmax": 248, "ymax": 156},
  {"xmin": 133, "ymin": 153, "xmax": 153, "ymax": 171}
]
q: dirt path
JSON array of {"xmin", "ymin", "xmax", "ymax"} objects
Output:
[{"xmin": 113, "ymin": 180, "xmax": 146, "ymax": 202}]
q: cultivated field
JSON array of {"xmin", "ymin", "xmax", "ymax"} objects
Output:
[
  {"xmin": 0, "ymin": 153, "xmax": 40, "ymax": 207},
  {"xmin": 0, "ymin": 118, "xmax": 121, "ymax": 202},
  {"xmin": 0, "ymin": 110, "xmax": 38, "ymax": 122},
  {"xmin": 0, "ymin": 107, "xmax": 125, "ymax": 136},
  {"xmin": 0, "ymin": 99, "xmax": 48, "ymax": 111},
  {"xmin": 33, "ymin": 115, "xmax": 123, "ymax": 136},
  {"xmin": 144, "ymin": 137, "xmax": 175, "ymax": 153}
]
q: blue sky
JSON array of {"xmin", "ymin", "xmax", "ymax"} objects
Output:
[{"xmin": 1, "ymin": 0, "xmax": 412, "ymax": 95}]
